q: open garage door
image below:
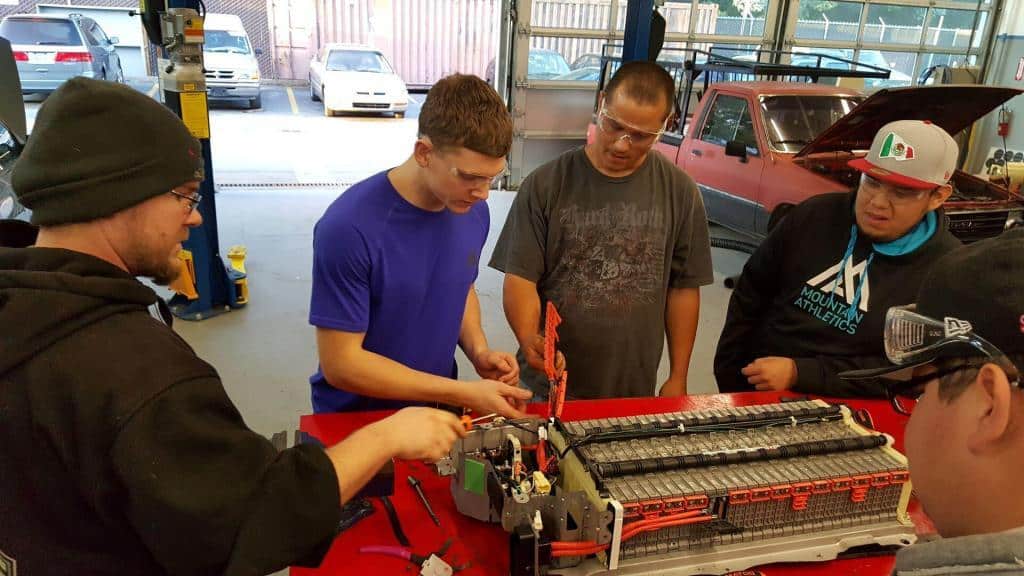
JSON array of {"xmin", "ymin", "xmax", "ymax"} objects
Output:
[
  {"xmin": 504, "ymin": 0, "xmax": 782, "ymax": 189},
  {"xmin": 503, "ymin": 0, "xmax": 998, "ymax": 190}
]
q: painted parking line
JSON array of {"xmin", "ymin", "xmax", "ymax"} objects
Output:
[
  {"xmin": 286, "ymin": 86, "xmax": 299, "ymax": 115},
  {"xmin": 147, "ymin": 82, "xmax": 159, "ymax": 98}
]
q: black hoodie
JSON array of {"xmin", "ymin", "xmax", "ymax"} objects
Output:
[
  {"xmin": 0, "ymin": 246, "xmax": 341, "ymax": 575},
  {"xmin": 714, "ymin": 192, "xmax": 961, "ymax": 397}
]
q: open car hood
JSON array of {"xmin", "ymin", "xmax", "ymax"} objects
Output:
[{"xmin": 795, "ymin": 85, "xmax": 1022, "ymax": 158}]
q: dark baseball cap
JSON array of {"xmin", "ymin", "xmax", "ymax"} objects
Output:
[{"xmin": 842, "ymin": 227, "xmax": 1024, "ymax": 381}]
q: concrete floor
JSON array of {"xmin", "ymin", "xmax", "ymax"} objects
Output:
[{"xmin": 165, "ymin": 187, "xmax": 751, "ymax": 439}]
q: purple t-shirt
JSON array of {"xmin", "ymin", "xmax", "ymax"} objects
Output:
[{"xmin": 309, "ymin": 171, "xmax": 488, "ymax": 413}]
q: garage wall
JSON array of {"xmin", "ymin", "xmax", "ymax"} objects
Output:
[
  {"xmin": 967, "ymin": 0, "xmax": 1024, "ymax": 174},
  {"xmin": 311, "ymin": 0, "xmax": 501, "ymax": 88}
]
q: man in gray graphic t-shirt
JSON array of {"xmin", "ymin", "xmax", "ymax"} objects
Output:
[{"xmin": 489, "ymin": 61, "xmax": 714, "ymax": 400}]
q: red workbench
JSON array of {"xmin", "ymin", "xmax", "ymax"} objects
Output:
[{"xmin": 292, "ymin": 392, "xmax": 933, "ymax": 575}]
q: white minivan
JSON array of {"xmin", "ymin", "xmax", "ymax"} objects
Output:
[{"xmin": 202, "ymin": 13, "xmax": 262, "ymax": 109}]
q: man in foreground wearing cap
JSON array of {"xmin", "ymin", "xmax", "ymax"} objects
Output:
[
  {"xmin": 840, "ymin": 229, "xmax": 1024, "ymax": 574},
  {"xmin": 715, "ymin": 120, "xmax": 961, "ymax": 396},
  {"xmin": 0, "ymin": 78, "xmax": 466, "ymax": 574}
]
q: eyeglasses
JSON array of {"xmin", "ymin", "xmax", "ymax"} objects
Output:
[
  {"xmin": 445, "ymin": 160, "xmax": 508, "ymax": 190},
  {"xmin": 880, "ymin": 305, "xmax": 1020, "ymax": 415},
  {"xmin": 886, "ymin": 362, "xmax": 976, "ymax": 415},
  {"xmin": 596, "ymin": 105, "xmax": 666, "ymax": 147},
  {"xmin": 860, "ymin": 174, "xmax": 936, "ymax": 205},
  {"xmin": 169, "ymin": 189, "xmax": 202, "ymax": 214}
]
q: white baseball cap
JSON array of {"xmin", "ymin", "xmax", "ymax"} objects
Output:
[{"xmin": 848, "ymin": 120, "xmax": 959, "ymax": 190}]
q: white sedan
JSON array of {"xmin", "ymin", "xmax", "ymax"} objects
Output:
[{"xmin": 309, "ymin": 44, "xmax": 409, "ymax": 118}]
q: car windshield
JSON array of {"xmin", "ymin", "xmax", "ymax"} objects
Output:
[
  {"xmin": 528, "ymin": 51, "xmax": 570, "ymax": 79},
  {"xmin": 0, "ymin": 18, "xmax": 80, "ymax": 46},
  {"xmin": 761, "ymin": 95, "xmax": 863, "ymax": 152},
  {"xmin": 204, "ymin": 29, "xmax": 251, "ymax": 54},
  {"xmin": 326, "ymin": 50, "xmax": 391, "ymax": 73}
]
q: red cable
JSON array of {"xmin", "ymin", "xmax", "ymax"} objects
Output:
[{"xmin": 550, "ymin": 513, "xmax": 714, "ymax": 558}]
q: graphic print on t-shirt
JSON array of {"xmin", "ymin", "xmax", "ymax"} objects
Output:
[
  {"xmin": 555, "ymin": 202, "xmax": 666, "ymax": 314},
  {"xmin": 793, "ymin": 257, "xmax": 871, "ymax": 336}
]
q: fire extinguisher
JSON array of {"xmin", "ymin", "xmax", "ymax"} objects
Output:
[{"xmin": 998, "ymin": 107, "xmax": 1012, "ymax": 137}]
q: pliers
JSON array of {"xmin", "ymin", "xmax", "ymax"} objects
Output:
[{"xmin": 359, "ymin": 538, "xmax": 471, "ymax": 575}]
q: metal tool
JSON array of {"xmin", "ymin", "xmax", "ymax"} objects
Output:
[
  {"xmin": 460, "ymin": 412, "xmax": 497, "ymax": 431},
  {"xmin": 408, "ymin": 475, "xmax": 441, "ymax": 526},
  {"xmin": 380, "ymin": 495, "xmax": 410, "ymax": 547}
]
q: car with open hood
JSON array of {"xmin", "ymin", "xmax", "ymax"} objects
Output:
[{"xmin": 589, "ymin": 50, "xmax": 1023, "ymax": 243}]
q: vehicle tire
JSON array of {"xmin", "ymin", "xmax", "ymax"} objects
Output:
[
  {"xmin": 767, "ymin": 204, "xmax": 794, "ymax": 233},
  {"xmin": 114, "ymin": 65, "xmax": 125, "ymax": 84},
  {"xmin": 249, "ymin": 93, "xmax": 262, "ymax": 109},
  {"xmin": 310, "ymin": 79, "xmax": 320, "ymax": 102}
]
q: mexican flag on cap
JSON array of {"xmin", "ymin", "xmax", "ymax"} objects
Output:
[{"xmin": 879, "ymin": 132, "xmax": 915, "ymax": 161}]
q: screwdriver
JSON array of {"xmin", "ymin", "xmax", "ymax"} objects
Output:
[
  {"xmin": 460, "ymin": 412, "xmax": 497, "ymax": 431},
  {"xmin": 407, "ymin": 475, "xmax": 441, "ymax": 526}
]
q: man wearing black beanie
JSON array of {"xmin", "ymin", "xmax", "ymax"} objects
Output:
[{"xmin": 0, "ymin": 78, "xmax": 465, "ymax": 575}]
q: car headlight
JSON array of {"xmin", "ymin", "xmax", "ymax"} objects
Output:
[{"xmin": 239, "ymin": 71, "xmax": 260, "ymax": 81}]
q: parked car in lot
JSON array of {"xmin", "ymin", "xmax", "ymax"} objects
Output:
[
  {"xmin": 485, "ymin": 49, "xmax": 572, "ymax": 83},
  {"xmin": 202, "ymin": 13, "xmax": 262, "ymax": 109},
  {"xmin": 309, "ymin": 44, "xmax": 409, "ymax": 118},
  {"xmin": 791, "ymin": 48, "xmax": 913, "ymax": 88},
  {"xmin": 571, "ymin": 53, "xmax": 600, "ymax": 70},
  {"xmin": 591, "ymin": 52, "xmax": 1024, "ymax": 243},
  {"xmin": 554, "ymin": 66, "xmax": 600, "ymax": 82},
  {"xmin": 0, "ymin": 13, "xmax": 123, "ymax": 95}
]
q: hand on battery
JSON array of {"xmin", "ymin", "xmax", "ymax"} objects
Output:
[
  {"xmin": 472, "ymin": 348, "xmax": 520, "ymax": 385},
  {"xmin": 742, "ymin": 357, "xmax": 798, "ymax": 391},
  {"xmin": 380, "ymin": 407, "xmax": 467, "ymax": 461},
  {"xmin": 464, "ymin": 380, "xmax": 532, "ymax": 418},
  {"xmin": 523, "ymin": 334, "xmax": 565, "ymax": 377}
]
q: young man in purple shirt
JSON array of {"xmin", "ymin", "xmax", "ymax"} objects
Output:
[{"xmin": 310, "ymin": 74, "xmax": 531, "ymax": 416}]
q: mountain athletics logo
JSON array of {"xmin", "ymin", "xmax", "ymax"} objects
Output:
[
  {"xmin": 792, "ymin": 258, "xmax": 871, "ymax": 336},
  {"xmin": 879, "ymin": 132, "xmax": 915, "ymax": 161},
  {"xmin": 944, "ymin": 317, "xmax": 973, "ymax": 337}
]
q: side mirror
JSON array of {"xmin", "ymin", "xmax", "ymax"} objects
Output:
[
  {"xmin": 255, "ymin": 48, "xmax": 263, "ymax": 56},
  {"xmin": 725, "ymin": 139, "xmax": 748, "ymax": 162},
  {"xmin": 109, "ymin": 36, "xmax": 120, "ymax": 45}
]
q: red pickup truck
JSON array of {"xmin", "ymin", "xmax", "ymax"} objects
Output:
[{"xmin": 591, "ymin": 53, "xmax": 1024, "ymax": 243}]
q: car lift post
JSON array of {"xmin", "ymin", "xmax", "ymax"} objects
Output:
[
  {"xmin": 622, "ymin": 0, "xmax": 655, "ymax": 63},
  {"xmin": 141, "ymin": 0, "xmax": 243, "ymax": 319}
]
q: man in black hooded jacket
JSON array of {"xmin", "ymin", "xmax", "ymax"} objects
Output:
[
  {"xmin": 715, "ymin": 120, "xmax": 962, "ymax": 397},
  {"xmin": 0, "ymin": 78, "xmax": 466, "ymax": 575}
]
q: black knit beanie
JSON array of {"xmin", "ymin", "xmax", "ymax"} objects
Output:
[{"xmin": 11, "ymin": 77, "xmax": 205, "ymax": 226}]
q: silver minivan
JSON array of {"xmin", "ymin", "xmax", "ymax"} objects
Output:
[{"xmin": 0, "ymin": 13, "xmax": 123, "ymax": 95}]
